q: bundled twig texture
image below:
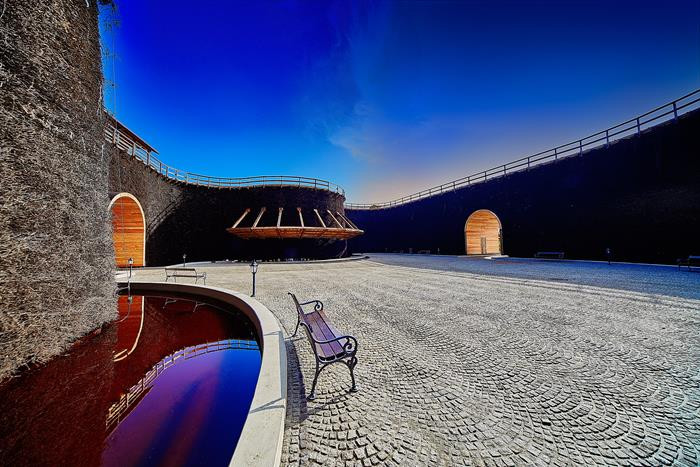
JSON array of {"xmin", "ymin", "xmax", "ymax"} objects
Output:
[{"xmin": 0, "ymin": 0, "xmax": 115, "ymax": 380}]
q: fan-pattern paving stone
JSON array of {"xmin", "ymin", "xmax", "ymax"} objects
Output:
[{"xmin": 133, "ymin": 257, "xmax": 700, "ymax": 466}]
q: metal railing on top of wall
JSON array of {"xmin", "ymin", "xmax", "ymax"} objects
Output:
[
  {"xmin": 104, "ymin": 123, "xmax": 345, "ymax": 195},
  {"xmin": 345, "ymin": 89, "xmax": 700, "ymax": 210}
]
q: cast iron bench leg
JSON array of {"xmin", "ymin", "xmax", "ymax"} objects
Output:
[
  {"xmin": 292, "ymin": 314, "xmax": 301, "ymax": 337},
  {"xmin": 347, "ymin": 356, "xmax": 358, "ymax": 392},
  {"xmin": 308, "ymin": 361, "xmax": 327, "ymax": 401}
]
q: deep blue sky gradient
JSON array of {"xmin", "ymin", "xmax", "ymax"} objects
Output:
[{"xmin": 100, "ymin": 1, "xmax": 699, "ymax": 202}]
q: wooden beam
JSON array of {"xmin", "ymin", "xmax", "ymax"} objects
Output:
[
  {"xmin": 337, "ymin": 211, "xmax": 358, "ymax": 230},
  {"xmin": 227, "ymin": 226, "xmax": 364, "ymax": 240},
  {"xmin": 313, "ymin": 209, "xmax": 326, "ymax": 228},
  {"xmin": 297, "ymin": 207, "xmax": 304, "ymax": 227},
  {"xmin": 277, "ymin": 207, "xmax": 283, "ymax": 227},
  {"xmin": 231, "ymin": 208, "xmax": 251, "ymax": 229},
  {"xmin": 334, "ymin": 211, "xmax": 347, "ymax": 227},
  {"xmin": 252, "ymin": 207, "xmax": 266, "ymax": 228},
  {"xmin": 326, "ymin": 209, "xmax": 343, "ymax": 228}
]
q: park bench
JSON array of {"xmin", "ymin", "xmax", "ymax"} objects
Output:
[
  {"xmin": 534, "ymin": 251, "xmax": 565, "ymax": 260},
  {"xmin": 677, "ymin": 255, "xmax": 700, "ymax": 271},
  {"xmin": 164, "ymin": 267, "xmax": 206, "ymax": 284},
  {"xmin": 288, "ymin": 292, "xmax": 358, "ymax": 400}
]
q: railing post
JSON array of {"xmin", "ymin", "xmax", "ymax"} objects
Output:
[
  {"xmin": 605, "ymin": 129, "xmax": 610, "ymax": 147},
  {"xmin": 636, "ymin": 117, "xmax": 641, "ymax": 135},
  {"xmin": 113, "ymin": 125, "xmax": 118, "ymax": 144},
  {"xmin": 527, "ymin": 157, "xmax": 530, "ymax": 169},
  {"xmin": 132, "ymin": 141, "xmax": 137, "ymax": 158},
  {"xmin": 146, "ymin": 151, "xmax": 150, "ymax": 168},
  {"xmin": 673, "ymin": 101, "xmax": 678, "ymax": 120},
  {"xmin": 579, "ymin": 139, "xmax": 583, "ymax": 156},
  {"xmin": 159, "ymin": 161, "xmax": 162, "ymax": 173},
  {"xmin": 554, "ymin": 147, "xmax": 558, "ymax": 160}
]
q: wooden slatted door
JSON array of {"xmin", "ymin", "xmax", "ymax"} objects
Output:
[
  {"xmin": 465, "ymin": 209, "xmax": 502, "ymax": 255},
  {"xmin": 110, "ymin": 194, "xmax": 145, "ymax": 267}
]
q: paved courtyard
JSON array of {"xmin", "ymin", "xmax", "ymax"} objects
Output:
[{"xmin": 133, "ymin": 255, "xmax": 700, "ymax": 466}]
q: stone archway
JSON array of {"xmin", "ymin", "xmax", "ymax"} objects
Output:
[
  {"xmin": 465, "ymin": 209, "xmax": 502, "ymax": 255},
  {"xmin": 109, "ymin": 193, "xmax": 146, "ymax": 267}
]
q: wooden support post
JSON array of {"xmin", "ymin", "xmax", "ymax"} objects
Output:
[
  {"xmin": 337, "ymin": 211, "xmax": 358, "ymax": 230},
  {"xmin": 231, "ymin": 208, "xmax": 251, "ymax": 229},
  {"xmin": 313, "ymin": 209, "xmax": 326, "ymax": 228},
  {"xmin": 277, "ymin": 207, "xmax": 283, "ymax": 227},
  {"xmin": 252, "ymin": 207, "xmax": 266, "ymax": 228},
  {"xmin": 297, "ymin": 207, "xmax": 305, "ymax": 227},
  {"xmin": 334, "ymin": 211, "xmax": 347, "ymax": 228},
  {"xmin": 326, "ymin": 210, "xmax": 343, "ymax": 228}
]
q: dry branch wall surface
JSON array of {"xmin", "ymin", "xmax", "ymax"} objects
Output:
[
  {"xmin": 0, "ymin": 1, "xmax": 115, "ymax": 380},
  {"xmin": 347, "ymin": 111, "xmax": 700, "ymax": 264},
  {"xmin": 109, "ymin": 151, "xmax": 350, "ymax": 264}
]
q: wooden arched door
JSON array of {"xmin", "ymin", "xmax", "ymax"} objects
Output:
[
  {"xmin": 465, "ymin": 209, "xmax": 502, "ymax": 255},
  {"xmin": 109, "ymin": 193, "xmax": 146, "ymax": 267}
]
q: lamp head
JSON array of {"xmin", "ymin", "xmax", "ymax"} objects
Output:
[
  {"xmin": 250, "ymin": 259, "xmax": 258, "ymax": 274},
  {"xmin": 128, "ymin": 257, "xmax": 133, "ymax": 266}
]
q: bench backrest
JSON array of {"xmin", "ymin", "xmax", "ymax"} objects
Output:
[{"xmin": 165, "ymin": 267, "xmax": 199, "ymax": 274}]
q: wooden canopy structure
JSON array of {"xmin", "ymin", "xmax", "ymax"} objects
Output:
[{"xmin": 227, "ymin": 207, "xmax": 363, "ymax": 240}]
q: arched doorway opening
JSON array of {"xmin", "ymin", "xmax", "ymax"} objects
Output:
[
  {"xmin": 465, "ymin": 209, "xmax": 502, "ymax": 255},
  {"xmin": 109, "ymin": 193, "xmax": 146, "ymax": 267}
]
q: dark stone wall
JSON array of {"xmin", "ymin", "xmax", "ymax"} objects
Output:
[
  {"xmin": 347, "ymin": 110, "xmax": 700, "ymax": 265},
  {"xmin": 109, "ymin": 151, "xmax": 350, "ymax": 264},
  {"xmin": 0, "ymin": 1, "xmax": 115, "ymax": 379}
]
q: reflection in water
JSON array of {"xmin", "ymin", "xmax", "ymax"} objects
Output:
[
  {"xmin": 106, "ymin": 338, "xmax": 258, "ymax": 431},
  {"xmin": 0, "ymin": 293, "xmax": 261, "ymax": 467}
]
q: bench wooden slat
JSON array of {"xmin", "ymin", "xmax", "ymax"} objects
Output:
[{"xmin": 305, "ymin": 311, "xmax": 346, "ymax": 359}]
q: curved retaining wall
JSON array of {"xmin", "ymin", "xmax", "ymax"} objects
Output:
[
  {"xmin": 347, "ymin": 109, "xmax": 700, "ymax": 264},
  {"xmin": 109, "ymin": 152, "xmax": 350, "ymax": 264},
  {"xmin": 122, "ymin": 281, "xmax": 286, "ymax": 467}
]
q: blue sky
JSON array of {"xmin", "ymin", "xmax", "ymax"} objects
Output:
[{"xmin": 100, "ymin": 1, "xmax": 699, "ymax": 202}]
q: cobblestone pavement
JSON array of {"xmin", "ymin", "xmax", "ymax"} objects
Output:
[{"xmin": 134, "ymin": 257, "xmax": 700, "ymax": 466}]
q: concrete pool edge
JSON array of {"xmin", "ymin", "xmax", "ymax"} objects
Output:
[{"xmin": 122, "ymin": 281, "xmax": 286, "ymax": 467}]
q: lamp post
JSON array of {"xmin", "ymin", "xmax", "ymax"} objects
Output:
[
  {"xmin": 183, "ymin": 253, "xmax": 187, "ymax": 267},
  {"xmin": 250, "ymin": 259, "xmax": 258, "ymax": 297}
]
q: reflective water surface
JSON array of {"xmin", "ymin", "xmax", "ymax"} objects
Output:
[{"xmin": 0, "ymin": 293, "xmax": 261, "ymax": 466}]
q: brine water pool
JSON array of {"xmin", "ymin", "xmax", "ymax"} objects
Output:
[{"xmin": 0, "ymin": 291, "xmax": 261, "ymax": 466}]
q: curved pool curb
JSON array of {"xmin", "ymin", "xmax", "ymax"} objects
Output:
[{"xmin": 122, "ymin": 281, "xmax": 286, "ymax": 467}]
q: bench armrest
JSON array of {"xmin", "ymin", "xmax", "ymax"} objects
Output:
[
  {"xmin": 308, "ymin": 333, "xmax": 358, "ymax": 353},
  {"xmin": 298, "ymin": 299, "xmax": 323, "ymax": 312}
]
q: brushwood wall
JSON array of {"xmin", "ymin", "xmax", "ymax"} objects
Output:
[
  {"xmin": 346, "ymin": 110, "xmax": 700, "ymax": 264},
  {"xmin": 0, "ymin": 1, "xmax": 115, "ymax": 379},
  {"xmin": 109, "ymin": 152, "xmax": 350, "ymax": 264}
]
